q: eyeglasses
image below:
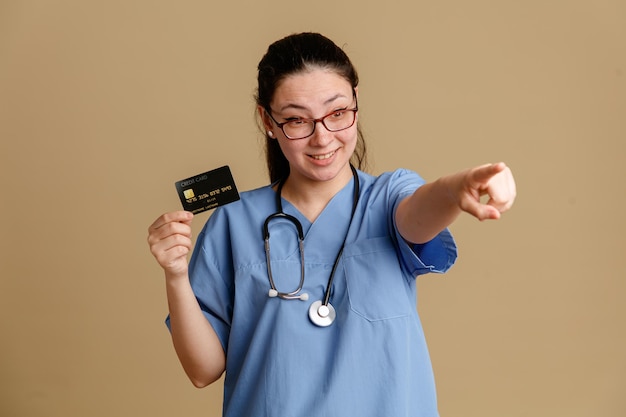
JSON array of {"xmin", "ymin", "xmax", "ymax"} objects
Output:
[{"xmin": 267, "ymin": 99, "xmax": 358, "ymax": 140}]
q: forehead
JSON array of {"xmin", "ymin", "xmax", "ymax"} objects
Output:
[{"xmin": 272, "ymin": 68, "xmax": 353, "ymax": 108}]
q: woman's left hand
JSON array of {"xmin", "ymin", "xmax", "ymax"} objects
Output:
[{"xmin": 452, "ymin": 162, "xmax": 516, "ymax": 221}]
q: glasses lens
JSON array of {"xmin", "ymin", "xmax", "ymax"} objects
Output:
[
  {"xmin": 283, "ymin": 120, "xmax": 315, "ymax": 139},
  {"xmin": 323, "ymin": 110, "xmax": 356, "ymax": 132}
]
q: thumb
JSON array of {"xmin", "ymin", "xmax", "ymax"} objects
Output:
[{"xmin": 461, "ymin": 196, "xmax": 502, "ymax": 221}]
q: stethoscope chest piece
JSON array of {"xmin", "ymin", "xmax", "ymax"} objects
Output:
[{"xmin": 309, "ymin": 300, "xmax": 336, "ymax": 327}]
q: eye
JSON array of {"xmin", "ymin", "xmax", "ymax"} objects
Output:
[
  {"xmin": 285, "ymin": 118, "xmax": 308, "ymax": 126},
  {"xmin": 330, "ymin": 109, "xmax": 348, "ymax": 119}
]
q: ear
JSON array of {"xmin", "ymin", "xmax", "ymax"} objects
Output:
[{"xmin": 258, "ymin": 105, "xmax": 273, "ymax": 133}]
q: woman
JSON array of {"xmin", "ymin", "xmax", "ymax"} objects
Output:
[{"xmin": 148, "ymin": 32, "xmax": 516, "ymax": 417}]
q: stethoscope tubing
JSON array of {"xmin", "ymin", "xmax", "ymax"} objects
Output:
[
  {"xmin": 263, "ymin": 165, "xmax": 360, "ymax": 325},
  {"xmin": 263, "ymin": 212, "xmax": 306, "ymax": 300}
]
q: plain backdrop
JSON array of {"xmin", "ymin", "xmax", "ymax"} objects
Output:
[{"xmin": 1, "ymin": 1, "xmax": 625, "ymax": 416}]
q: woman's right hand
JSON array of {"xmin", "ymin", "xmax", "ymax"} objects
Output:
[
  {"xmin": 148, "ymin": 211, "xmax": 226, "ymax": 386},
  {"xmin": 147, "ymin": 211, "xmax": 194, "ymax": 278}
]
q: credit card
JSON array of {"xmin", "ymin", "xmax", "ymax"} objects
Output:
[{"xmin": 174, "ymin": 165, "xmax": 240, "ymax": 214}]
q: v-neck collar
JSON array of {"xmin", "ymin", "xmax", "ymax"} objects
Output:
[{"xmin": 277, "ymin": 175, "xmax": 357, "ymax": 262}]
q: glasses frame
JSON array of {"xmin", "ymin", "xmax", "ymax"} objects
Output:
[{"xmin": 266, "ymin": 96, "xmax": 359, "ymax": 140}]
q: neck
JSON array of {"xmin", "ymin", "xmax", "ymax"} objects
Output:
[{"xmin": 279, "ymin": 165, "xmax": 355, "ymax": 222}]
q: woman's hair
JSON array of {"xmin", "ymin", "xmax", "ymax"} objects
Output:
[{"xmin": 255, "ymin": 32, "xmax": 368, "ymax": 183}]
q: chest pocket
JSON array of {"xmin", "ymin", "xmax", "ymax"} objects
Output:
[{"xmin": 343, "ymin": 236, "xmax": 412, "ymax": 321}]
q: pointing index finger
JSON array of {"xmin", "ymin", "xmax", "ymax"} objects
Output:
[{"xmin": 470, "ymin": 162, "xmax": 506, "ymax": 186}]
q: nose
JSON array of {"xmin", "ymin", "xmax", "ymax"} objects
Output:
[{"xmin": 308, "ymin": 121, "xmax": 333, "ymax": 146}]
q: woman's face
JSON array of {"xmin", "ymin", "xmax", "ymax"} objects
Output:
[{"xmin": 262, "ymin": 68, "xmax": 358, "ymax": 186}]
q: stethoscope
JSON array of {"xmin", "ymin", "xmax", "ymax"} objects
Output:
[{"xmin": 262, "ymin": 165, "xmax": 360, "ymax": 327}]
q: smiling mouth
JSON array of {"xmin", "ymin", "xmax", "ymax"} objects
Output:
[{"xmin": 310, "ymin": 150, "xmax": 336, "ymax": 160}]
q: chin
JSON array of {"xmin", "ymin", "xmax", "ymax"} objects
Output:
[{"xmin": 306, "ymin": 161, "xmax": 352, "ymax": 182}]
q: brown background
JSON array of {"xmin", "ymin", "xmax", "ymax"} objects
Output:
[{"xmin": 1, "ymin": 1, "xmax": 625, "ymax": 416}]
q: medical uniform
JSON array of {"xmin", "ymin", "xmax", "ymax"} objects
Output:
[{"xmin": 167, "ymin": 168, "xmax": 457, "ymax": 417}]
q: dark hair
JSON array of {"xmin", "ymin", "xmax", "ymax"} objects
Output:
[{"xmin": 255, "ymin": 32, "xmax": 368, "ymax": 183}]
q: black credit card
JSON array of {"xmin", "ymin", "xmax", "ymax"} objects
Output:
[{"xmin": 174, "ymin": 165, "xmax": 240, "ymax": 214}]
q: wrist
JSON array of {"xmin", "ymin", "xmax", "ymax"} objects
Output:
[
  {"xmin": 434, "ymin": 175, "xmax": 460, "ymax": 207},
  {"xmin": 164, "ymin": 270, "xmax": 190, "ymax": 286}
]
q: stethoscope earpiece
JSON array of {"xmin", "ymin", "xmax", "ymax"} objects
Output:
[{"xmin": 268, "ymin": 289, "xmax": 309, "ymax": 301}]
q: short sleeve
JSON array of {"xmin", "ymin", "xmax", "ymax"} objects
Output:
[{"xmin": 387, "ymin": 169, "xmax": 458, "ymax": 277}]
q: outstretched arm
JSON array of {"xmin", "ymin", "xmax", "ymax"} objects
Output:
[{"xmin": 396, "ymin": 162, "xmax": 516, "ymax": 244}]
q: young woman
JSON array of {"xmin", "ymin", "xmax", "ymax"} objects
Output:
[{"xmin": 148, "ymin": 32, "xmax": 516, "ymax": 417}]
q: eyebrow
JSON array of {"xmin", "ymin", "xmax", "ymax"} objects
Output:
[{"xmin": 277, "ymin": 93, "xmax": 348, "ymax": 113}]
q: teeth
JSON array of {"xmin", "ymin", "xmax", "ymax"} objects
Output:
[{"xmin": 311, "ymin": 151, "xmax": 335, "ymax": 160}]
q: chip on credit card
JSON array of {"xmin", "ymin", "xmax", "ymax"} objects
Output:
[{"xmin": 174, "ymin": 165, "xmax": 240, "ymax": 214}]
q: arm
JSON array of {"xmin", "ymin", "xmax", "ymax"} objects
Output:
[
  {"xmin": 147, "ymin": 211, "xmax": 226, "ymax": 388},
  {"xmin": 396, "ymin": 162, "xmax": 516, "ymax": 244}
]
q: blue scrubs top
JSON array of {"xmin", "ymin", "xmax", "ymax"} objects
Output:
[{"xmin": 167, "ymin": 168, "xmax": 457, "ymax": 417}]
